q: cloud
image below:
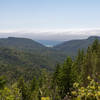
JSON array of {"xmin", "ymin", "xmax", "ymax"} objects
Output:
[{"xmin": 0, "ymin": 28, "xmax": 100, "ymax": 41}]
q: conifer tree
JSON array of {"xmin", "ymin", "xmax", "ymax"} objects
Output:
[
  {"xmin": 73, "ymin": 49, "xmax": 84, "ymax": 83},
  {"xmin": 91, "ymin": 39, "xmax": 99, "ymax": 53},
  {"xmin": 57, "ymin": 57, "xmax": 74, "ymax": 98},
  {"xmin": 52, "ymin": 64, "xmax": 61, "ymax": 100}
]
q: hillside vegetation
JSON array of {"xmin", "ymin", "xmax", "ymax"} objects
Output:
[
  {"xmin": 0, "ymin": 39, "xmax": 100, "ymax": 100},
  {"xmin": 0, "ymin": 36, "xmax": 99, "ymax": 81},
  {"xmin": 54, "ymin": 36, "xmax": 100, "ymax": 56}
]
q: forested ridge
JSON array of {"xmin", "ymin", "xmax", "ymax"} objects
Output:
[{"xmin": 0, "ymin": 37, "xmax": 100, "ymax": 99}]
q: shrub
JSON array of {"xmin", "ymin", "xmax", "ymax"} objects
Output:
[{"xmin": 71, "ymin": 76, "xmax": 100, "ymax": 100}]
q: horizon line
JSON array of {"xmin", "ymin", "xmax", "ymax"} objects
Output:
[{"xmin": 1, "ymin": 28, "xmax": 100, "ymax": 33}]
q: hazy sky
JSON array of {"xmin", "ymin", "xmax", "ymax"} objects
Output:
[{"xmin": 0, "ymin": 0, "xmax": 100, "ymax": 40}]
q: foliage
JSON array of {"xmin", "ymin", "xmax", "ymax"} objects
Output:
[
  {"xmin": 71, "ymin": 76, "xmax": 100, "ymax": 100},
  {"xmin": 0, "ymin": 38, "xmax": 100, "ymax": 100},
  {"xmin": 0, "ymin": 85, "xmax": 21, "ymax": 100},
  {"xmin": 52, "ymin": 57, "xmax": 77, "ymax": 99},
  {"xmin": 0, "ymin": 76, "xmax": 6, "ymax": 89}
]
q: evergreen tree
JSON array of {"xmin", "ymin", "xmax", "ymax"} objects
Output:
[
  {"xmin": 91, "ymin": 39, "xmax": 99, "ymax": 53},
  {"xmin": 53, "ymin": 64, "xmax": 61, "ymax": 85},
  {"xmin": 56, "ymin": 57, "xmax": 74, "ymax": 98},
  {"xmin": 73, "ymin": 49, "xmax": 84, "ymax": 83},
  {"xmin": 81, "ymin": 47, "xmax": 93, "ymax": 86},
  {"xmin": 52, "ymin": 64, "xmax": 61, "ymax": 100}
]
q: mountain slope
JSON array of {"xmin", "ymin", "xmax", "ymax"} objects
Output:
[
  {"xmin": 0, "ymin": 36, "xmax": 100, "ymax": 81},
  {"xmin": 0, "ymin": 47, "xmax": 42, "ymax": 81},
  {"xmin": 53, "ymin": 36, "xmax": 100, "ymax": 56},
  {"xmin": 0, "ymin": 37, "xmax": 67, "ymax": 65},
  {"xmin": 0, "ymin": 37, "xmax": 47, "ymax": 52},
  {"xmin": 0, "ymin": 47, "xmax": 67, "ymax": 81},
  {"xmin": 0, "ymin": 37, "xmax": 67, "ymax": 69}
]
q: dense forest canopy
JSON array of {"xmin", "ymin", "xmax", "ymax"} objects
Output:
[
  {"xmin": 0, "ymin": 37, "xmax": 100, "ymax": 100},
  {"xmin": 0, "ymin": 36, "xmax": 99, "ymax": 81}
]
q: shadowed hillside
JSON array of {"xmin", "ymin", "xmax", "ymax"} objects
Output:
[{"xmin": 53, "ymin": 36, "xmax": 100, "ymax": 56}]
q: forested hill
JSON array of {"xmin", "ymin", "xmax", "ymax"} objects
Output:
[
  {"xmin": 0, "ymin": 36, "xmax": 99, "ymax": 67},
  {"xmin": 0, "ymin": 36, "xmax": 100, "ymax": 81},
  {"xmin": 0, "ymin": 37, "xmax": 66, "ymax": 81},
  {"xmin": 1, "ymin": 38, "xmax": 100, "ymax": 100},
  {"xmin": 0, "ymin": 37, "xmax": 47, "ymax": 52},
  {"xmin": 53, "ymin": 36, "xmax": 100, "ymax": 56},
  {"xmin": 0, "ymin": 36, "xmax": 100, "ymax": 53},
  {"xmin": 0, "ymin": 47, "xmax": 66, "ymax": 81},
  {"xmin": 0, "ymin": 37, "xmax": 67, "ymax": 68}
]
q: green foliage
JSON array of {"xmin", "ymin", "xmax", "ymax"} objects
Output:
[
  {"xmin": 54, "ymin": 36, "xmax": 100, "ymax": 56},
  {"xmin": 0, "ymin": 85, "xmax": 21, "ymax": 100},
  {"xmin": 17, "ymin": 77, "xmax": 31, "ymax": 100},
  {"xmin": 52, "ymin": 39, "xmax": 100, "ymax": 99},
  {"xmin": 38, "ymin": 69, "xmax": 52, "ymax": 97},
  {"xmin": 0, "ymin": 38, "xmax": 100, "ymax": 100},
  {"xmin": 71, "ymin": 76, "xmax": 100, "ymax": 100},
  {"xmin": 0, "ymin": 76, "xmax": 6, "ymax": 89},
  {"xmin": 30, "ymin": 76, "xmax": 38, "ymax": 92},
  {"xmin": 53, "ymin": 57, "xmax": 76, "ymax": 99}
]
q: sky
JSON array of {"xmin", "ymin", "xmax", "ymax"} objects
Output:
[{"xmin": 0, "ymin": 0, "xmax": 100, "ymax": 40}]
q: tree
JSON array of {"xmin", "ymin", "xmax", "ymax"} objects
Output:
[
  {"xmin": 30, "ymin": 76, "xmax": 38, "ymax": 92},
  {"xmin": 52, "ymin": 64, "xmax": 61, "ymax": 100},
  {"xmin": 72, "ymin": 49, "xmax": 85, "ymax": 83},
  {"xmin": 0, "ymin": 76, "xmax": 6, "ymax": 89},
  {"xmin": 38, "ymin": 69, "xmax": 52, "ymax": 97},
  {"xmin": 17, "ymin": 77, "xmax": 31, "ymax": 100},
  {"xmin": 91, "ymin": 39, "xmax": 99, "ymax": 53},
  {"xmin": 55, "ymin": 57, "xmax": 75, "ymax": 98}
]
